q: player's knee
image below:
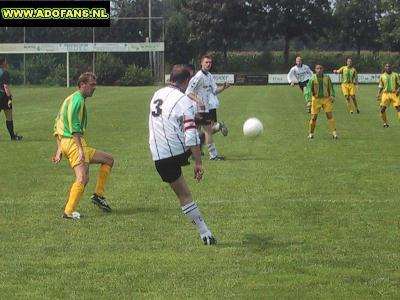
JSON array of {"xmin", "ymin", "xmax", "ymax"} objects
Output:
[{"xmin": 77, "ymin": 174, "xmax": 89, "ymax": 186}]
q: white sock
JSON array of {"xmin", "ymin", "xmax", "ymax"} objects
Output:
[
  {"xmin": 207, "ymin": 143, "xmax": 218, "ymax": 159},
  {"xmin": 181, "ymin": 201, "xmax": 210, "ymax": 236}
]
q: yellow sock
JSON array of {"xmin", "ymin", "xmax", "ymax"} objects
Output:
[
  {"xmin": 327, "ymin": 118, "xmax": 336, "ymax": 133},
  {"xmin": 381, "ymin": 111, "xmax": 388, "ymax": 123},
  {"xmin": 309, "ymin": 119, "xmax": 316, "ymax": 134},
  {"xmin": 346, "ymin": 99, "xmax": 354, "ymax": 112},
  {"xmin": 64, "ymin": 181, "xmax": 85, "ymax": 215},
  {"xmin": 397, "ymin": 111, "xmax": 400, "ymax": 121},
  {"xmin": 95, "ymin": 164, "xmax": 112, "ymax": 197}
]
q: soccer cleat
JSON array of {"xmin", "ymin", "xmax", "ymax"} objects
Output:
[
  {"xmin": 202, "ymin": 235, "xmax": 217, "ymax": 246},
  {"xmin": 307, "ymin": 133, "xmax": 314, "ymax": 139},
  {"xmin": 210, "ymin": 155, "xmax": 225, "ymax": 161},
  {"xmin": 350, "ymin": 111, "xmax": 354, "ymax": 114},
  {"xmin": 356, "ymin": 109, "xmax": 360, "ymax": 114},
  {"xmin": 63, "ymin": 211, "xmax": 81, "ymax": 219},
  {"xmin": 383, "ymin": 123, "xmax": 389, "ymax": 128},
  {"xmin": 219, "ymin": 121, "xmax": 229, "ymax": 136},
  {"xmin": 91, "ymin": 193, "xmax": 112, "ymax": 212},
  {"xmin": 11, "ymin": 134, "xmax": 23, "ymax": 141},
  {"xmin": 332, "ymin": 134, "xmax": 338, "ymax": 140}
]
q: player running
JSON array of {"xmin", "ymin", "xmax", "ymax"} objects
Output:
[
  {"xmin": 376, "ymin": 63, "xmax": 400, "ymax": 128},
  {"xmin": 305, "ymin": 64, "xmax": 338, "ymax": 140},
  {"xmin": 287, "ymin": 56, "xmax": 313, "ymax": 113},
  {"xmin": 333, "ymin": 57, "xmax": 360, "ymax": 114}
]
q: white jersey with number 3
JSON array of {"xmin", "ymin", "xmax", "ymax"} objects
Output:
[{"xmin": 149, "ymin": 85, "xmax": 200, "ymax": 161}]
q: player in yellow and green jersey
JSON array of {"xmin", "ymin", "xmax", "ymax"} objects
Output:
[
  {"xmin": 376, "ymin": 63, "xmax": 400, "ymax": 128},
  {"xmin": 333, "ymin": 57, "xmax": 360, "ymax": 114},
  {"xmin": 305, "ymin": 64, "xmax": 338, "ymax": 140},
  {"xmin": 52, "ymin": 72, "xmax": 114, "ymax": 219}
]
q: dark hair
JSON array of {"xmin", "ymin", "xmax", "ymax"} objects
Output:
[
  {"xmin": 170, "ymin": 64, "xmax": 190, "ymax": 83},
  {"xmin": 201, "ymin": 54, "xmax": 212, "ymax": 62},
  {"xmin": 184, "ymin": 63, "xmax": 195, "ymax": 73},
  {"xmin": 0, "ymin": 57, "xmax": 6, "ymax": 65},
  {"xmin": 77, "ymin": 72, "xmax": 96, "ymax": 87}
]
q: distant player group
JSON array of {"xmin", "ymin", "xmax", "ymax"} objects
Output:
[{"xmin": 288, "ymin": 56, "xmax": 400, "ymax": 139}]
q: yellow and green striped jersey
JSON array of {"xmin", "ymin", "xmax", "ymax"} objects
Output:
[
  {"xmin": 305, "ymin": 74, "xmax": 335, "ymax": 102},
  {"xmin": 379, "ymin": 72, "xmax": 400, "ymax": 93},
  {"xmin": 53, "ymin": 91, "xmax": 87, "ymax": 138},
  {"xmin": 337, "ymin": 66, "xmax": 357, "ymax": 83}
]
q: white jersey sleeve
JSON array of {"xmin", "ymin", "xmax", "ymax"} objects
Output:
[
  {"xmin": 287, "ymin": 66, "xmax": 298, "ymax": 84},
  {"xmin": 149, "ymin": 86, "xmax": 200, "ymax": 161}
]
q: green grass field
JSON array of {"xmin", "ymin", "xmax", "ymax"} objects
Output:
[{"xmin": 0, "ymin": 84, "xmax": 399, "ymax": 299}]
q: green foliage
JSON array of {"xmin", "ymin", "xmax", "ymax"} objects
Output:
[
  {"xmin": 1, "ymin": 85, "xmax": 400, "ymax": 298},
  {"xmin": 94, "ymin": 53, "xmax": 125, "ymax": 85},
  {"xmin": 118, "ymin": 64, "xmax": 153, "ymax": 86}
]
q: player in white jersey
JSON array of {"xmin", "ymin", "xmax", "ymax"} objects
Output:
[
  {"xmin": 149, "ymin": 64, "xmax": 216, "ymax": 245},
  {"xmin": 287, "ymin": 56, "xmax": 314, "ymax": 112},
  {"xmin": 186, "ymin": 54, "xmax": 225, "ymax": 160}
]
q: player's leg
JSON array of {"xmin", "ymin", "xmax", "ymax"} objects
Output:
[
  {"xmin": 380, "ymin": 94, "xmax": 390, "ymax": 127},
  {"xmin": 300, "ymin": 82, "xmax": 310, "ymax": 113},
  {"xmin": 89, "ymin": 149, "xmax": 113, "ymax": 212},
  {"xmin": 308, "ymin": 114, "xmax": 318, "ymax": 139},
  {"xmin": 210, "ymin": 109, "xmax": 228, "ymax": 136},
  {"xmin": 308, "ymin": 97, "xmax": 320, "ymax": 138},
  {"xmin": 342, "ymin": 84, "xmax": 354, "ymax": 113},
  {"xmin": 326, "ymin": 111, "xmax": 338, "ymax": 139},
  {"xmin": 4, "ymin": 108, "xmax": 22, "ymax": 140},
  {"xmin": 351, "ymin": 84, "xmax": 359, "ymax": 113},
  {"xmin": 64, "ymin": 162, "xmax": 89, "ymax": 219},
  {"xmin": 170, "ymin": 175, "xmax": 216, "ymax": 245},
  {"xmin": 204, "ymin": 119, "xmax": 224, "ymax": 160}
]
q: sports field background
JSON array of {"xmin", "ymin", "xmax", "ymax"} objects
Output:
[{"xmin": 0, "ymin": 84, "xmax": 399, "ymax": 299}]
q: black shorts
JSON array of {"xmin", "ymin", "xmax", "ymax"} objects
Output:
[
  {"xmin": 299, "ymin": 80, "xmax": 309, "ymax": 92},
  {"xmin": 195, "ymin": 112, "xmax": 212, "ymax": 126},
  {"xmin": 208, "ymin": 109, "xmax": 217, "ymax": 123},
  {"xmin": 0, "ymin": 94, "xmax": 11, "ymax": 111},
  {"xmin": 154, "ymin": 150, "xmax": 191, "ymax": 183}
]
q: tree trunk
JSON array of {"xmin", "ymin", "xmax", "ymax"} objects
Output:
[{"xmin": 283, "ymin": 35, "xmax": 290, "ymax": 68}]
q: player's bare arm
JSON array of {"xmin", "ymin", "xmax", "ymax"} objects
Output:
[
  {"xmin": 190, "ymin": 145, "xmax": 203, "ymax": 181},
  {"xmin": 216, "ymin": 81, "xmax": 230, "ymax": 94},
  {"xmin": 187, "ymin": 92, "xmax": 205, "ymax": 109},
  {"xmin": 52, "ymin": 138, "xmax": 63, "ymax": 164}
]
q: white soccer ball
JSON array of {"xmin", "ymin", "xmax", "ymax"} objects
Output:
[{"xmin": 243, "ymin": 118, "xmax": 263, "ymax": 138}]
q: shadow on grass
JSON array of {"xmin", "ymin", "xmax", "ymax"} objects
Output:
[
  {"xmin": 112, "ymin": 207, "xmax": 160, "ymax": 216},
  {"xmin": 223, "ymin": 156, "xmax": 266, "ymax": 161},
  {"xmin": 218, "ymin": 233, "xmax": 303, "ymax": 251}
]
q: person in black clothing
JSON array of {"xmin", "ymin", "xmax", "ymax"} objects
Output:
[{"xmin": 0, "ymin": 57, "xmax": 22, "ymax": 141}]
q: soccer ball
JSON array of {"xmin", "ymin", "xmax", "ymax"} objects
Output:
[{"xmin": 243, "ymin": 118, "xmax": 263, "ymax": 138}]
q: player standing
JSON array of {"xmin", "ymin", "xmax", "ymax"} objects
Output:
[
  {"xmin": 287, "ymin": 56, "xmax": 313, "ymax": 113},
  {"xmin": 305, "ymin": 64, "xmax": 338, "ymax": 140},
  {"xmin": 0, "ymin": 57, "xmax": 22, "ymax": 141},
  {"xmin": 52, "ymin": 72, "xmax": 114, "ymax": 219},
  {"xmin": 376, "ymin": 63, "xmax": 400, "ymax": 128},
  {"xmin": 186, "ymin": 55, "xmax": 225, "ymax": 160},
  {"xmin": 333, "ymin": 58, "xmax": 360, "ymax": 114},
  {"xmin": 149, "ymin": 64, "xmax": 216, "ymax": 245}
]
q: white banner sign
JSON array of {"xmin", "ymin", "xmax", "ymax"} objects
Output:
[
  {"xmin": 0, "ymin": 42, "xmax": 164, "ymax": 53},
  {"xmin": 268, "ymin": 73, "xmax": 379, "ymax": 84},
  {"xmin": 164, "ymin": 73, "xmax": 234, "ymax": 84}
]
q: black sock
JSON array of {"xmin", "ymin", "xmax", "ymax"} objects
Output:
[{"xmin": 6, "ymin": 120, "xmax": 15, "ymax": 138}]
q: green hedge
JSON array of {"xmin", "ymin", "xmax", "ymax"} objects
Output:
[
  {"xmin": 211, "ymin": 51, "xmax": 400, "ymax": 73},
  {"xmin": 6, "ymin": 53, "xmax": 153, "ymax": 86}
]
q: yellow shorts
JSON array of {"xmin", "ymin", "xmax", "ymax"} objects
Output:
[
  {"xmin": 60, "ymin": 137, "xmax": 96, "ymax": 168},
  {"xmin": 380, "ymin": 92, "xmax": 400, "ymax": 108},
  {"xmin": 311, "ymin": 96, "xmax": 333, "ymax": 114},
  {"xmin": 341, "ymin": 83, "xmax": 356, "ymax": 96}
]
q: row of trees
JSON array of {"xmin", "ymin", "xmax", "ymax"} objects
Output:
[{"xmin": 0, "ymin": 0, "xmax": 399, "ymax": 71}]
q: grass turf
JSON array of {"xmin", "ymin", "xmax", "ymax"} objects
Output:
[{"xmin": 0, "ymin": 84, "xmax": 398, "ymax": 299}]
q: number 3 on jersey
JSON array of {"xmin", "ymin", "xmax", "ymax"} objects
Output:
[{"xmin": 151, "ymin": 99, "xmax": 163, "ymax": 117}]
